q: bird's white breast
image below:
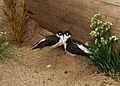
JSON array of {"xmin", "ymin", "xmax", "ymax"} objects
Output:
[{"xmin": 51, "ymin": 36, "xmax": 64, "ymax": 48}]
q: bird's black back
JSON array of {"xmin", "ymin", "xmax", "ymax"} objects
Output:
[
  {"xmin": 45, "ymin": 35, "xmax": 60, "ymax": 46},
  {"xmin": 66, "ymin": 39, "xmax": 89, "ymax": 56},
  {"xmin": 32, "ymin": 35, "xmax": 60, "ymax": 50}
]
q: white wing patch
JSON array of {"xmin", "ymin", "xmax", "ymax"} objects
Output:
[
  {"xmin": 77, "ymin": 44, "xmax": 91, "ymax": 54},
  {"xmin": 34, "ymin": 38, "xmax": 46, "ymax": 47},
  {"xmin": 39, "ymin": 38, "xmax": 46, "ymax": 43}
]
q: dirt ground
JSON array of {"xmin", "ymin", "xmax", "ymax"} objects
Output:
[{"xmin": 0, "ymin": 20, "xmax": 120, "ymax": 86}]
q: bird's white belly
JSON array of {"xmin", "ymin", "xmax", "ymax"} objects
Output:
[{"xmin": 65, "ymin": 49, "xmax": 76, "ymax": 56}]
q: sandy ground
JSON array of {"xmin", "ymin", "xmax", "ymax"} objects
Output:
[{"xmin": 0, "ymin": 20, "xmax": 120, "ymax": 86}]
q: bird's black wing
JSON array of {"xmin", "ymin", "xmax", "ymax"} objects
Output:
[
  {"xmin": 66, "ymin": 43, "xmax": 89, "ymax": 56},
  {"xmin": 32, "ymin": 35, "xmax": 60, "ymax": 50},
  {"xmin": 32, "ymin": 41, "xmax": 48, "ymax": 49},
  {"xmin": 71, "ymin": 39, "xmax": 88, "ymax": 48},
  {"xmin": 45, "ymin": 35, "xmax": 60, "ymax": 46}
]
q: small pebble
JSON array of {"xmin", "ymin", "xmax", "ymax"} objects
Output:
[
  {"xmin": 64, "ymin": 70, "xmax": 69, "ymax": 74},
  {"xmin": 47, "ymin": 77, "xmax": 52, "ymax": 80},
  {"xmin": 46, "ymin": 65, "xmax": 52, "ymax": 68},
  {"xmin": 34, "ymin": 69, "xmax": 39, "ymax": 73}
]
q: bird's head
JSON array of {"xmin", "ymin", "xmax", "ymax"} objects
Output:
[
  {"xmin": 56, "ymin": 31, "xmax": 64, "ymax": 39},
  {"xmin": 63, "ymin": 31, "xmax": 72, "ymax": 43}
]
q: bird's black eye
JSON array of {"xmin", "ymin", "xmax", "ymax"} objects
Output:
[
  {"xmin": 66, "ymin": 33, "xmax": 69, "ymax": 36},
  {"xmin": 64, "ymin": 31, "xmax": 71, "ymax": 36},
  {"xmin": 57, "ymin": 31, "xmax": 63, "ymax": 36},
  {"xmin": 59, "ymin": 33, "xmax": 62, "ymax": 36},
  {"xmin": 65, "ymin": 32, "xmax": 71, "ymax": 36}
]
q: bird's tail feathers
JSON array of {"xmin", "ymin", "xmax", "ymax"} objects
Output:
[
  {"xmin": 31, "ymin": 41, "xmax": 47, "ymax": 50},
  {"xmin": 31, "ymin": 38, "xmax": 47, "ymax": 50},
  {"xmin": 77, "ymin": 44, "xmax": 92, "ymax": 54}
]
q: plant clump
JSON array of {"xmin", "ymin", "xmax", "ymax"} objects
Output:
[
  {"xmin": 86, "ymin": 13, "xmax": 120, "ymax": 80},
  {"xmin": 0, "ymin": 0, "xmax": 30, "ymax": 45}
]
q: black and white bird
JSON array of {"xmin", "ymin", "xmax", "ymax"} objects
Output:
[
  {"xmin": 32, "ymin": 31, "xmax": 64, "ymax": 50},
  {"xmin": 63, "ymin": 31, "xmax": 91, "ymax": 56}
]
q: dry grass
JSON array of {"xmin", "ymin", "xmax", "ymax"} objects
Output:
[{"xmin": 0, "ymin": 0, "xmax": 30, "ymax": 45}]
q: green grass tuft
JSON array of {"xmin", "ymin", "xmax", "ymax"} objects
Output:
[{"xmin": 0, "ymin": 32, "xmax": 16, "ymax": 60}]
